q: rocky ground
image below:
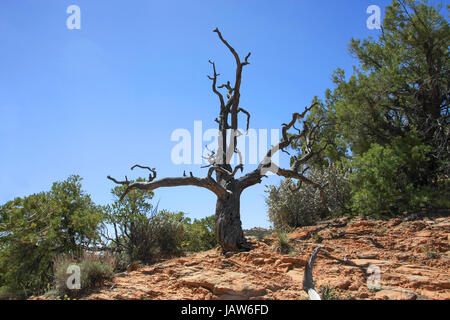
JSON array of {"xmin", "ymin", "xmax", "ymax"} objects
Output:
[{"xmin": 52, "ymin": 215, "xmax": 450, "ymax": 300}]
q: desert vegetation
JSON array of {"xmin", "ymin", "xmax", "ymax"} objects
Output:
[
  {"xmin": 0, "ymin": 175, "xmax": 218, "ymax": 299},
  {"xmin": 267, "ymin": 0, "xmax": 448, "ymax": 227},
  {"xmin": 0, "ymin": 0, "xmax": 448, "ymax": 300}
]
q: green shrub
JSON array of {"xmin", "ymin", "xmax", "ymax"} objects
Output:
[
  {"xmin": 0, "ymin": 286, "xmax": 22, "ymax": 300},
  {"xmin": 152, "ymin": 210, "xmax": 186, "ymax": 255},
  {"xmin": 319, "ymin": 286, "xmax": 340, "ymax": 300},
  {"xmin": 123, "ymin": 214, "xmax": 160, "ymax": 265},
  {"xmin": 266, "ymin": 164, "xmax": 351, "ymax": 229},
  {"xmin": 53, "ymin": 252, "xmax": 115, "ymax": 297},
  {"xmin": 182, "ymin": 215, "xmax": 217, "ymax": 252},
  {"xmin": 104, "ymin": 182, "xmax": 187, "ymax": 267},
  {"xmin": 274, "ymin": 230, "xmax": 291, "ymax": 254},
  {"xmin": 0, "ymin": 175, "xmax": 104, "ymax": 298},
  {"xmin": 313, "ymin": 232, "xmax": 323, "ymax": 243},
  {"xmin": 350, "ymin": 135, "xmax": 438, "ymax": 217}
]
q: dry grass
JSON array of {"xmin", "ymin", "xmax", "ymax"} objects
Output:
[{"xmin": 52, "ymin": 251, "xmax": 116, "ymax": 298}]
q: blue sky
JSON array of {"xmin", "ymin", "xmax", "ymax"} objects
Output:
[{"xmin": 0, "ymin": 0, "xmax": 392, "ymax": 228}]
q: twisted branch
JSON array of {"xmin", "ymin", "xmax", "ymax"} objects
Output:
[
  {"xmin": 108, "ymin": 166, "xmax": 228, "ymax": 201},
  {"xmin": 211, "ymin": 28, "xmax": 253, "ymax": 176},
  {"xmin": 208, "ymin": 60, "xmax": 225, "ymax": 108},
  {"xmin": 131, "ymin": 164, "xmax": 157, "ymax": 182},
  {"xmin": 239, "ymin": 103, "xmax": 329, "ymax": 205}
]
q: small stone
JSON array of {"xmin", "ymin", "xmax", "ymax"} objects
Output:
[
  {"xmin": 357, "ymin": 253, "xmax": 379, "ymax": 259},
  {"xmin": 126, "ymin": 261, "xmax": 141, "ymax": 273},
  {"xmin": 349, "ymin": 283, "xmax": 360, "ymax": 291},
  {"xmin": 253, "ymin": 258, "xmax": 265, "ymax": 265},
  {"xmin": 416, "ymin": 230, "xmax": 432, "ymax": 238},
  {"xmin": 280, "ymin": 257, "xmax": 307, "ymax": 266},
  {"xmin": 389, "ymin": 218, "xmax": 402, "ymax": 227},
  {"xmin": 336, "ymin": 280, "xmax": 352, "ymax": 290}
]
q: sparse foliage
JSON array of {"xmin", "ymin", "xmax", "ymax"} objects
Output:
[
  {"xmin": 319, "ymin": 285, "xmax": 340, "ymax": 300},
  {"xmin": 266, "ymin": 165, "xmax": 351, "ymax": 230},
  {"xmin": 102, "ymin": 182, "xmax": 186, "ymax": 266},
  {"xmin": 53, "ymin": 252, "xmax": 115, "ymax": 298},
  {"xmin": 274, "ymin": 230, "xmax": 291, "ymax": 254}
]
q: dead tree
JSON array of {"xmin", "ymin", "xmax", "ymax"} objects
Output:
[{"xmin": 108, "ymin": 28, "xmax": 328, "ymax": 253}]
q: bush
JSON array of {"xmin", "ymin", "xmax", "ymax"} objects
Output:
[
  {"xmin": 154, "ymin": 211, "xmax": 186, "ymax": 255},
  {"xmin": 53, "ymin": 252, "xmax": 115, "ymax": 298},
  {"xmin": 104, "ymin": 182, "xmax": 187, "ymax": 267},
  {"xmin": 0, "ymin": 286, "xmax": 21, "ymax": 300},
  {"xmin": 274, "ymin": 230, "xmax": 291, "ymax": 254},
  {"xmin": 319, "ymin": 285, "xmax": 340, "ymax": 300},
  {"xmin": 121, "ymin": 214, "xmax": 160, "ymax": 266},
  {"xmin": 182, "ymin": 215, "xmax": 217, "ymax": 252},
  {"xmin": 266, "ymin": 164, "xmax": 351, "ymax": 230},
  {"xmin": 106, "ymin": 210, "xmax": 186, "ymax": 268},
  {"xmin": 350, "ymin": 135, "xmax": 440, "ymax": 217},
  {"xmin": 0, "ymin": 175, "xmax": 104, "ymax": 298}
]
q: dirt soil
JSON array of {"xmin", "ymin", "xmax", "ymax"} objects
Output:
[{"xmin": 40, "ymin": 215, "xmax": 450, "ymax": 300}]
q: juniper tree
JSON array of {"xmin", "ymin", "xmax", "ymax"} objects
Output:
[{"xmin": 108, "ymin": 29, "xmax": 327, "ymax": 252}]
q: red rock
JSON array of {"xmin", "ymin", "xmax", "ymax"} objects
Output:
[
  {"xmin": 336, "ymin": 280, "xmax": 352, "ymax": 290},
  {"xmin": 274, "ymin": 259, "xmax": 282, "ymax": 267},
  {"xmin": 349, "ymin": 283, "xmax": 360, "ymax": 291},
  {"xmin": 289, "ymin": 230, "xmax": 309, "ymax": 240},
  {"xmin": 31, "ymin": 216, "xmax": 450, "ymax": 301},
  {"xmin": 280, "ymin": 257, "xmax": 307, "ymax": 266},
  {"xmin": 350, "ymin": 221, "xmax": 377, "ymax": 228},
  {"xmin": 253, "ymin": 258, "xmax": 265, "ymax": 265},
  {"xmin": 277, "ymin": 263, "xmax": 293, "ymax": 271},
  {"xmin": 416, "ymin": 230, "xmax": 433, "ymax": 237},
  {"xmin": 389, "ymin": 218, "xmax": 402, "ymax": 227}
]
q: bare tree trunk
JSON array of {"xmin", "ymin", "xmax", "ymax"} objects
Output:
[{"xmin": 214, "ymin": 184, "xmax": 248, "ymax": 252}]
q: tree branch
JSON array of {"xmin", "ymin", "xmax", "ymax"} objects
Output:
[
  {"xmin": 303, "ymin": 247, "xmax": 322, "ymax": 300},
  {"xmin": 108, "ymin": 166, "xmax": 228, "ymax": 200},
  {"xmin": 108, "ymin": 175, "xmax": 228, "ymax": 200},
  {"xmin": 131, "ymin": 164, "xmax": 157, "ymax": 182},
  {"xmin": 213, "ymin": 28, "xmax": 251, "ymax": 164},
  {"xmin": 239, "ymin": 103, "xmax": 329, "ymax": 204},
  {"xmin": 208, "ymin": 60, "xmax": 225, "ymax": 109},
  {"xmin": 238, "ymin": 107, "xmax": 251, "ymax": 132}
]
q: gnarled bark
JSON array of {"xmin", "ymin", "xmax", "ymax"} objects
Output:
[{"xmin": 215, "ymin": 185, "xmax": 249, "ymax": 252}]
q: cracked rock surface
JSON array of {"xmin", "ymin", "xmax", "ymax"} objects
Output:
[{"xmin": 35, "ymin": 214, "xmax": 449, "ymax": 300}]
